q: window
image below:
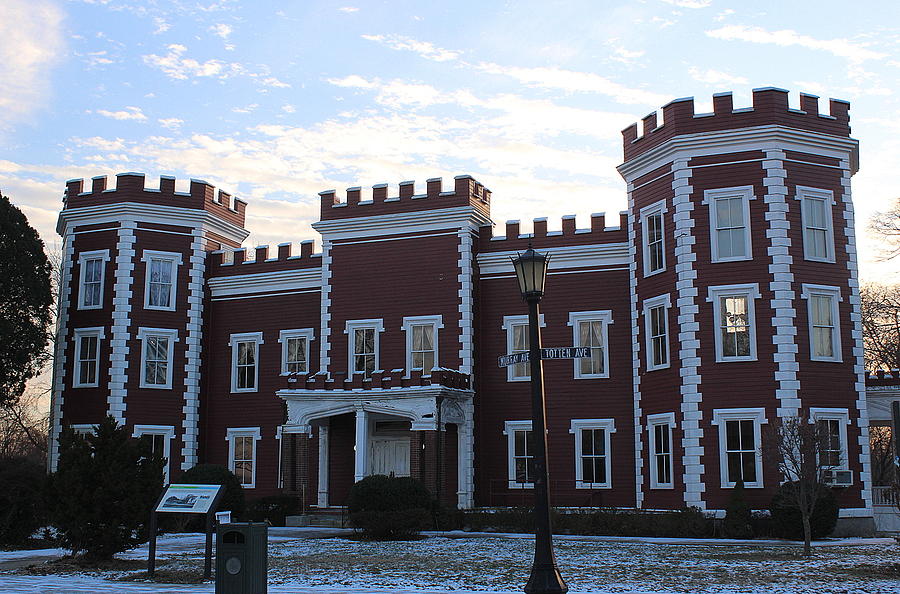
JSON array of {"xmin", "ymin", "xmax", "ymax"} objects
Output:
[
  {"xmin": 137, "ymin": 328, "xmax": 178, "ymax": 389},
  {"xmin": 345, "ymin": 319, "xmax": 384, "ymax": 378},
  {"xmin": 642, "ymin": 295, "xmax": 671, "ymax": 371},
  {"xmin": 712, "ymin": 408, "xmax": 767, "ymax": 488},
  {"xmin": 230, "ymin": 332, "xmax": 264, "ymax": 392},
  {"xmin": 568, "ymin": 311, "xmax": 613, "ymax": 379},
  {"xmin": 77, "ymin": 250, "xmax": 109, "ymax": 310},
  {"xmin": 796, "ymin": 186, "xmax": 835, "ymax": 262},
  {"xmin": 810, "ymin": 408, "xmax": 850, "ymax": 471},
  {"xmin": 70, "ymin": 424, "xmax": 96, "ymax": 436},
  {"xmin": 402, "ymin": 315, "xmax": 443, "ymax": 375},
  {"xmin": 706, "ymin": 186, "xmax": 754, "ymax": 262},
  {"xmin": 648, "ymin": 413, "xmax": 676, "ymax": 489},
  {"xmin": 708, "ymin": 284, "xmax": 760, "ymax": 362},
  {"xmin": 133, "ymin": 425, "xmax": 174, "ymax": 483},
  {"xmin": 570, "ymin": 419, "xmax": 614, "ymax": 489},
  {"xmin": 227, "ymin": 427, "xmax": 261, "ymax": 488},
  {"xmin": 640, "ymin": 201, "xmax": 667, "ymax": 276},
  {"xmin": 800, "ymin": 284, "xmax": 842, "ymax": 362},
  {"xmin": 502, "ymin": 315, "xmax": 544, "ymax": 382},
  {"xmin": 73, "ymin": 327, "xmax": 104, "ymax": 388},
  {"xmin": 504, "ymin": 420, "xmax": 534, "ymax": 488},
  {"xmin": 279, "ymin": 328, "xmax": 314, "ymax": 374},
  {"xmin": 142, "ymin": 250, "xmax": 182, "ymax": 311}
]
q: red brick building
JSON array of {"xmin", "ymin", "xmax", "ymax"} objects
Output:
[{"xmin": 49, "ymin": 87, "xmax": 873, "ymax": 533}]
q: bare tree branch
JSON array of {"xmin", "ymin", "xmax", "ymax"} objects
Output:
[{"xmin": 860, "ymin": 283, "xmax": 900, "ymax": 371}]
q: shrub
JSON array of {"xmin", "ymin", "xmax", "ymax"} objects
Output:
[
  {"xmin": 49, "ymin": 417, "xmax": 164, "ymax": 562},
  {"xmin": 346, "ymin": 475, "xmax": 432, "ymax": 539},
  {"xmin": 0, "ymin": 457, "xmax": 46, "ymax": 545},
  {"xmin": 168, "ymin": 464, "xmax": 245, "ymax": 532},
  {"xmin": 723, "ymin": 480, "xmax": 754, "ymax": 539},
  {"xmin": 246, "ymin": 495, "xmax": 300, "ymax": 526},
  {"xmin": 769, "ymin": 481, "xmax": 839, "ymax": 540}
]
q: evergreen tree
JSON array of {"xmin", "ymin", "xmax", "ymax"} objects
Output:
[
  {"xmin": 50, "ymin": 416, "xmax": 164, "ymax": 562},
  {"xmin": 0, "ymin": 191, "xmax": 53, "ymax": 405},
  {"xmin": 723, "ymin": 479, "xmax": 753, "ymax": 539}
]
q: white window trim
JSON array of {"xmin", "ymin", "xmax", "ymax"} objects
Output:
[
  {"xmin": 642, "ymin": 294, "xmax": 671, "ymax": 372},
  {"xmin": 640, "ymin": 200, "xmax": 667, "ymax": 277},
  {"xmin": 72, "ymin": 327, "xmax": 105, "ymax": 388},
  {"xmin": 568, "ymin": 310, "xmax": 613, "ymax": 379},
  {"xmin": 344, "ymin": 319, "xmax": 385, "ymax": 376},
  {"xmin": 141, "ymin": 249, "xmax": 183, "ymax": 312},
  {"xmin": 70, "ymin": 424, "xmax": 96, "ymax": 436},
  {"xmin": 401, "ymin": 315, "xmax": 444, "ymax": 376},
  {"xmin": 133, "ymin": 425, "xmax": 175, "ymax": 483},
  {"xmin": 795, "ymin": 186, "xmax": 836, "ymax": 263},
  {"xmin": 230, "ymin": 332, "xmax": 264, "ymax": 393},
  {"xmin": 502, "ymin": 314, "xmax": 544, "ymax": 382},
  {"xmin": 137, "ymin": 327, "xmax": 179, "ymax": 389},
  {"xmin": 570, "ymin": 418, "xmax": 615, "ymax": 489},
  {"xmin": 278, "ymin": 328, "xmax": 315, "ymax": 375},
  {"xmin": 711, "ymin": 408, "xmax": 768, "ymax": 489},
  {"xmin": 809, "ymin": 408, "xmax": 851, "ymax": 471},
  {"xmin": 503, "ymin": 420, "xmax": 533, "ymax": 489},
  {"xmin": 77, "ymin": 250, "xmax": 110, "ymax": 310},
  {"xmin": 800, "ymin": 284, "xmax": 843, "ymax": 363},
  {"xmin": 226, "ymin": 427, "xmax": 262, "ymax": 489},
  {"xmin": 647, "ymin": 412, "xmax": 676, "ymax": 489},
  {"xmin": 707, "ymin": 283, "xmax": 761, "ymax": 363},
  {"xmin": 704, "ymin": 185, "xmax": 755, "ymax": 263}
]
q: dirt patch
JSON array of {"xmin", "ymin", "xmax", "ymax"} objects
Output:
[{"xmin": 22, "ymin": 557, "xmax": 151, "ymax": 575}]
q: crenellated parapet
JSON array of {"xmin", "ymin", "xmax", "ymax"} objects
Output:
[
  {"xmin": 207, "ymin": 240, "xmax": 322, "ymax": 277},
  {"xmin": 283, "ymin": 368, "xmax": 471, "ymax": 392},
  {"xmin": 63, "ymin": 173, "xmax": 247, "ymax": 229},
  {"xmin": 866, "ymin": 369, "xmax": 900, "ymax": 386},
  {"xmin": 622, "ymin": 87, "xmax": 851, "ymax": 161},
  {"xmin": 319, "ymin": 175, "xmax": 491, "ymax": 221},
  {"xmin": 478, "ymin": 211, "xmax": 628, "ymax": 251}
]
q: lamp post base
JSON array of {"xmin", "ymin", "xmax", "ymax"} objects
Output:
[{"xmin": 525, "ymin": 562, "xmax": 568, "ymax": 594}]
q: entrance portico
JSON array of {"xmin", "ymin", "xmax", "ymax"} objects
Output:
[{"xmin": 278, "ymin": 370, "xmax": 474, "ymax": 509}]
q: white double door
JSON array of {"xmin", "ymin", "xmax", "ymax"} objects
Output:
[{"xmin": 369, "ymin": 437, "xmax": 411, "ymax": 478}]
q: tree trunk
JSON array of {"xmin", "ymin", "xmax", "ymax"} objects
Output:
[{"xmin": 802, "ymin": 513, "xmax": 812, "ymax": 557}]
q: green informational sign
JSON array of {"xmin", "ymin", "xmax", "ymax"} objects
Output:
[{"xmin": 156, "ymin": 483, "xmax": 222, "ymax": 514}]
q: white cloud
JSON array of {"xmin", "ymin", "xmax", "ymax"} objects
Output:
[
  {"xmin": 210, "ymin": 23, "xmax": 233, "ymax": 39},
  {"xmin": 153, "ymin": 17, "xmax": 171, "ymax": 34},
  {"xmin": 232, "ymin": 104, "xmax": 259, "ymax": 114},
  {"xmin": 328, "ymin": 75, "xmax": 378, "ymax": 89},
  {"xmin": 661, "ymin": 0, "xmax": 711, "ymax": 7},
  {"xmin": 158, "ymin": 118, "xmax": 183, "ymax": 129},
  {"xmin": 361, "ymin": 34, "xmax": 461, "ymax": 62},
  {"xmin": 706, "ymin": 25, "xmax": 888, "ymax": 62},
  {"xmin": 143, "ymin": 44, "xmax": 246, "ymax": 80},
  {"xmin": 338, "ymin": 6, "xmax": 359, "ymax": 13},
  {"xmin": 260, "ymin": 76, "xmax": 290, "ymax": 88},
  {"xmin": 94, "ymin": 106, "xmax": 148, "ymax": 121},
  {"xmin": 688, "ymin": 67, "xmax": 748, "ymax": 86},
  {"xmin": 714, "ymin": 9, "xmax": 735, "ymax": 22},
  {"xmin": 281, "ymin": 105, "xmax": 296, "ymax": 114},
  {"xmin": 0, "ymin": 0, "xmax": 65, "ymax": 133},
  {"xmin": 85, "ymin": 50, "xmax": 114, "ymax": 67}
]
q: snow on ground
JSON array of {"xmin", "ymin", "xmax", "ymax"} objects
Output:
[{"xmin": 2, "ymin": 528, "xmax": 899, "ymax": 593}]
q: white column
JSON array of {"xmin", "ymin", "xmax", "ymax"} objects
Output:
[
  {"xmin": 317, "ymin": 425, "xmax": 329, "ymax": 507},
  {"xmin": 354, "ymin": 408, "xmax": 369, "ymax": 482}
]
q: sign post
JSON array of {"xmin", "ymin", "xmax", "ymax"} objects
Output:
[{"xmin": 148, "ymin": 484, "xmax": 224, "ymax": 580}]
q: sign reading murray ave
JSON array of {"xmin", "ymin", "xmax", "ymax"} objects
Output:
[{"xmin": 497, "ymin": 346, "xmax": 592, "ymax": 368}]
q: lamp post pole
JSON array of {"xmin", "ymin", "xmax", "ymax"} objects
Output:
[{"xmin": 511, "ymin": 244, "xmax": 567, "ymax": 594}]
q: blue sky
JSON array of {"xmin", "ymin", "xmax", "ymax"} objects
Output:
[{"xmin": 2, "ymin": 0, "xmax": 899, "ymax": 280}]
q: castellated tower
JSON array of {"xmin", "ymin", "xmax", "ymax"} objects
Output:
[
  {"xmin": 619, "ymin": 88, "xmax": 870, "ymax": 526},
  {"xmin": 50, "ymin": 173, "xmax": 249, "ymax": 479}
]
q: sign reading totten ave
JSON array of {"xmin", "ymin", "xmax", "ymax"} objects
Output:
[{"xmin": 497, "ymin": 347, "xmax": 592, "ymax": 367}]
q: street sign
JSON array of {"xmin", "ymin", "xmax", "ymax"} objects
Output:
[{"xmin": 497, "ymin": 347, "xmax": 592, "ymax": 367}]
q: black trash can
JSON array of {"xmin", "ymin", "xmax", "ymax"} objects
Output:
[{"xmin": 215, "ymin": 522, "xmax": 267, "ymax": 593}]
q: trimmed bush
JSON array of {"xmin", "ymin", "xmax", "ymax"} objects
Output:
[
  {"xmin": 0, "ymin": 457, "xmax": 46, "ymax": 545},
  {"xmin": 769, "ymin": 481, "xmax": 839, "ymax": 540},
  {"xmin": 347, "ymin": 475, "xmax": 432, "ymax": 539},
  {"xmin": 168, "ymin": 464, "xmax": 245, "ymax": 532},
  {"xmin": 723, "ymin": 480, "xmax": 754, "ymax": 539},
  {"xmin": 246, "ymin": 495, "xmax": 300, "ymax": 526}
]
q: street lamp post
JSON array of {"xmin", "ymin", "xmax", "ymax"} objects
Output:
[{"xmin": 511, "ymin": 245, "xmax": 568, "ymax": 594}]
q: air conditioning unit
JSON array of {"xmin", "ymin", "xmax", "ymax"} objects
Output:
[{"xmin": 822, "ymin": 469, "xmax": 853, "ymax": 487}]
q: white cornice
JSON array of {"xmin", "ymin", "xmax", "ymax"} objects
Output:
[
  {"xmin": 477, "ymin": 243, "xmax": 629, "ymax": 275},
  {"xmin": 278, "ymin": 385, "xmax": 473, "ymax": 400},
  {"xmin": 208, "ymin": 267, "xmax": 322, "ymax": 297},
  {"xmin": 57, "ymin": 201, "xmax": 250, "ymax": 244},
  {"xmin": 617, "ymin": 124, "xmax": 859, "ymax": 181},
  {"xmin": 312, "ymin": 205, "xmax": 493, "ymax": 240}
]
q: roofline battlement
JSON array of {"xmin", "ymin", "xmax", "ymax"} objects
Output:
[
  {"xmin": 208, "ymin": 240, "xmax": 321, "ymax": 275},
  {"xmin": 478, "ymin": 211, "xmax": 628, "ymax": 250},
  {"xmin": 64, "ymin": 173, "xmax": 247, "ymax": 229},
  {"xmin": 318, "ymin": 175, "xmax": 491, "ymax": 222},
  {"xmin": 622, "ymin": 87, "xmax": 851, "ymax": 161}
]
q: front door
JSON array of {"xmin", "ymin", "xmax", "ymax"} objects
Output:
[{"xmin": 370, "ymin": 438, "xmax": 410, "ymax": 477}]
